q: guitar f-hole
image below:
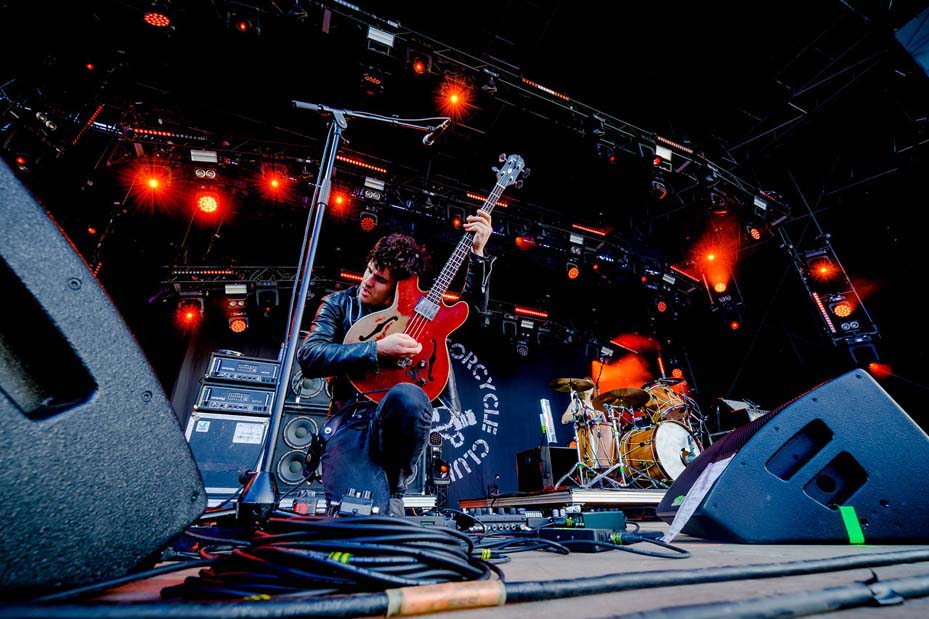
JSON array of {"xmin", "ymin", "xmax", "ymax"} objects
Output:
[{"xmin": 358, "ymin": 315, "xmax": 399, "ymax": 342}]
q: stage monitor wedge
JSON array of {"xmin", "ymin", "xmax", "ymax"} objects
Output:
[
  {"xmin": 0, "ymin": 161, "xmax": 206, "ymax": 595},
  {"xmin": 657, "ymin": 370, "xmax": 929, "ymax": 543}
]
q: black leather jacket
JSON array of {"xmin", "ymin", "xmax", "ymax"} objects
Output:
[{"xmin": 298, "ymin": 252, "xmax": 495, "ymax": 413}]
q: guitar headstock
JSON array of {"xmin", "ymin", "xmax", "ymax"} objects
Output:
[{"xmin": 493, "ymin": 153, "xmax": 528, "ymax": 188}]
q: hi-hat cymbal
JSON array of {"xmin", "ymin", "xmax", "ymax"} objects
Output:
[
  {"xmin": 548, "ymin": 377, "xmax": 595, "ymax": 393},
  {"xmin": 592, "ymin": 387, "xmax": 650, "ymax": 411}
]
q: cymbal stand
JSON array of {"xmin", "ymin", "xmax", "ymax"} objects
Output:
[
  {"xmin": 555, "ymin": 391, "xmax": 600, "ymax": 488},
  {"xmin": 682, "ymin": 393, "xmax": 712, "ymax": 447},
  {"xmin": 586, "ymin": 404, "xmax": 629, "ymax": 488}
]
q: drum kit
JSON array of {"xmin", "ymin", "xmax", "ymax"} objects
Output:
[{"xmin": 549, "ymin": 376, "xmax": 707, "ymax": 489}]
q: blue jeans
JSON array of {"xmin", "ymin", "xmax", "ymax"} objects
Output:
[{"xmin": 320, "ymin": 383, "xmax": 432, "ymax": 514}]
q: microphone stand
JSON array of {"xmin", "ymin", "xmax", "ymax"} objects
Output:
[{"xmin": 236, "ymin": 102, "xmax": 450, "ymax": 525}]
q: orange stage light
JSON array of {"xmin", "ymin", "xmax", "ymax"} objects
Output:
[
  {"xmin": 435, "ymin": 77, "xmax": 475, "ymax": 121},
  {"xmin": 713, "ymin": 281, "xmax": 727, "ymax": 293},
  {"xmin": 566, "ymin": 264, "xmax": 580, "ymax": 280}
]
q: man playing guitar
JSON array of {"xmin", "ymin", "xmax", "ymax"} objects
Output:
[{"xmin": 297, "ymin": 211, "xmax": 494, "ymax": 516}]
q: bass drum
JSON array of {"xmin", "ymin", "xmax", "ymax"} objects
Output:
[{"xmin": 619, "ymin": 421, "xmax": 701, "ymax": 487}]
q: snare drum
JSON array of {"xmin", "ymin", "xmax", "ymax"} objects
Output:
[{"xmin": 619, "ymin": 420, "xmax": 701, "ymax": 487}]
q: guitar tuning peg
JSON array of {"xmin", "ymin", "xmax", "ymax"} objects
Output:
[
  {"xmin": 514, "ymin": 180, "xmax": 524, "ymax": 189},
  {"xmin": 498, "ymin": 153, "xmax": 507, "ymax": 163},
  {"xmin": 521, "ymin": 167, "xmax": 531, "ymax": 178}
]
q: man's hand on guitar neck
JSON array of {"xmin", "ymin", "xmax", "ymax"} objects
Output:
[
  {"xmin": 376, "ymin": 333, "xmax": 423, "ymax": 364},
  {"xmin": 464, "ymin": 210, "xmax": 493, "ymax": 256}
]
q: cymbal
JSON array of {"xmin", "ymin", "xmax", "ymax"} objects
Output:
[
  {"xmin": 592, "ymin": 387, "xmax": 650, "ymax": 411},
  {"xmin": 548, "ymin": 377, "xmax": 595, "ymax": 393},
  {"xmin": 652, "ymin": 376, "xmax": 685, "ymax": 385}
]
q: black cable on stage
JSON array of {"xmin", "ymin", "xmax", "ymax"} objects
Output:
[
  {"xmin": 30, "ymin": 560, "xmax": 215, "ymax": 603},
  {"xmin": 158, "ymin": 514, "xmax": 492, "ymax": 600},
  {"xmin": 474, "ymin": 533, "xmax": 571, "ymax": 555},
  {"xmin": 503, "ymin": 548, "xmax": 929, "ymax": 603},
  {"xmin": 606, "ymin": 572, "xmax": 929, "ymax": 619},
  {"xmin": 6, "ymin": 549, "xmax": 929, "ymax": 618},
  {"xmin": 557, "ymin": 535, "xmax": 691, "ymax": 559}
]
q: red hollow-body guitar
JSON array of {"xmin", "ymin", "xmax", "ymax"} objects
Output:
[{"xmin": 344, "ymin": 154, "xmax": 527, "ymax": 402}]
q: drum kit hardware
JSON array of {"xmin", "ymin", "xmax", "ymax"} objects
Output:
[
  {"xmin": 551, "ymin": 375, "xmax": 709, "ymax": 490},
  {"xmin": 548, "ymin": 377, "xmax": 596, "ymax": 393}
]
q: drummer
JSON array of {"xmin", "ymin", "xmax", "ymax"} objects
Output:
[{"xmin": 561, "ymin": 379, "xmax": 600, "ymax": 425}]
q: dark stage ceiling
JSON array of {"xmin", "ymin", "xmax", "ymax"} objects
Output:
[{"xmin": 3, "ymin": 1, "xmax": 929, "ymax": 425}]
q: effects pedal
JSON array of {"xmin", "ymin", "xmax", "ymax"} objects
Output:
[
  {"xmin": 402, "ymin": 514, "xmax": 458, "ymax": 529},
  {"xmin": 460, "ymin": 508, "xmax": 534, "ymax": 533},
  {"xmin": 537, "ymin": 527, "xmax": 618, "ymax": 551}
]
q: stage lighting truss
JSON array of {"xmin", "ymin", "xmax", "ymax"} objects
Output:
[{"xmin": 794, "ymin": 243, "xmax": 878, "ymax": 346}]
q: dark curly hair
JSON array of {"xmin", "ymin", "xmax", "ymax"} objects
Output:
[{"xmin": 366, "ymin": 233, "xmax": 429, "ymax": 281}]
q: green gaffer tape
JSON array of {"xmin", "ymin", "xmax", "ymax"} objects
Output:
[{"xmin": 839, "ymin": 505, "xmax": 866, "ymax": 544}]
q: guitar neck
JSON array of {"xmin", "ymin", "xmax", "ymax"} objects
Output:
[{"xmin": 426, "ymin": 181, "xmax": 506, "ymax": 303}]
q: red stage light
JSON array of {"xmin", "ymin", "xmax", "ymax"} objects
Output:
[
  {"xmin": 656, "ymin": 300, "xmax": 668, "ymax": 313},
  {"xmin": 435, "ymin": 77, "xmax": 475, "ymax": 121},
  {"xmin": 412, "ymin": 59, "xmax": 427, "ymax": 75},
  {"xmin": 809, "ymin": 259, "xmax": 838, "ymax": 282},
  {"xmin": 451, "ymin": 215, "xmax": 462, "ymax": 229},
  {"xmin": 197, "ymin": 192, "xmax": 219, "ymax": 214},
  {"xmin": 729, "ymin": 320, "xmax": 741, "ymax": 331},
  {"xmin": 671, "ymin": 368, "xmax": 684, "ymax": 379},
  {"xmin": 143, "ymin": 12, "xmax": 171, "ymax": 28},
  {"xmin": 868, "ymin": 362, "xmax": 892, "ymax": 380},
  {"xmin": 359, "ymin": 212, "xmax": 378, "ymax": 232},
  {"xmin": 175, "ymin": 299, "xmax": 204, "ymax": 331},
  {"xmin": 229, "ymin": 318, "xmax": 247, "ymax": 333},
  {"xmin": 514, "ymin": 236, "xmax": 536, "ymax": 251},
  {"xmin": 748, "ymin": 226, "xmax": 763, "ymax": 241}
]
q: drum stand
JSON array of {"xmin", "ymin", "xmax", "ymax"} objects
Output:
[
  {"xmin": 555, "ymin": 391, "xmax": 600, "ymax": 488},
  {"xmin": 586, "ymin": 404, "xmax": 629, "ymax": 488}
]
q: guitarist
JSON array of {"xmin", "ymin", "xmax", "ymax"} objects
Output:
[{"xmin": 297, "ymin": 210, "xmax": 494, "ymax": 516}]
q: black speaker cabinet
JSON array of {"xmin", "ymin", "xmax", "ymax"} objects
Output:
[
  {"xmin": 656, "ymin": 370, "xmax": 929, "ymax": 543},
  {"xmin": 285, "ymin": 365, "xmax": 331, "ymax": 409},
  {"xmin": 516, "ymin": 446, "xmax": 579, "ymax": 492},
  {"xmin": 0, "ymin": 161, "xmax": 206, "ymax": 594},
  {"xmin": 276, "ymin": 405, "xmax": 328, "ymax": 489}
]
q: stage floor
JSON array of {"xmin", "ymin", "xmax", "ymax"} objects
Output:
[{"xmin": 47, "ymin": 520, "xmax": 929, "ymax": 619}]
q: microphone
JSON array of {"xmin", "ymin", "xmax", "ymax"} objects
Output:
[{"xmin": 422, "ymin": 119, "xmax": 451, "ymax": 146}]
